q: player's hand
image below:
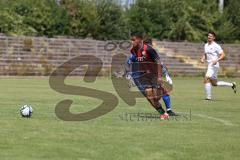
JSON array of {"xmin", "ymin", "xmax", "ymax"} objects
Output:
[
  {"xmin": 126, "ymin": 73, "xmax": 131, "ymax": 80},
  {"xmin": 212, "ymin": 59, "xmax": 218, "ymax": 65},
  {"xmin": 200, "ymin": 58, "xmax": 205, "ymax": 63},
  {"xmin": 165, "ymin": 75, "xmax": 173, "ymax": 85}
]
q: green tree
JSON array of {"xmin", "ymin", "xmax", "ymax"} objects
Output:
[
  {"xmin": 166, "ymin": 0, "xmax": 218, "ymax": 41},
  {"xmin": 0, "ymin": 0, "xmax": 239, "ymax": 42},
  {"xmin": 219, "ymin": 0, "xmax": 240, "ymax": 42},
  {"xmin": 126, "ymin": 0, "xmax": 154, "ymax": 37},
  {"xmin": 62, "ymin": 0, "xmax": 99, "ymax": 37},
  {"xmin": 0, "ymin": 0, "xmax": 36, "ymax": 35},
  {"xmin": 95, "ymin": 0, "xmax": 128, "ymax": 40},
  {"xmin": 0, "ymin": 0, "xmax": 69, "ymax": 37}
]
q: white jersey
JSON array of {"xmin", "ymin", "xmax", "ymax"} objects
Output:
[{"xmin": 204, "ymin": 42, "xmax": 223, "ymax": 64}]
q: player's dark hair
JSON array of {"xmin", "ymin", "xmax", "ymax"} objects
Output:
[
  {"xmin": 208, "ymin": 31, "xmax": 216, "ymax": 37},
  {"xmin": 143, "ymin": 37, "xmax": 152, "ymax": 45},
  {"xmin": 131, "ymin": 32, "xmax": 143, "ymax": 39}
]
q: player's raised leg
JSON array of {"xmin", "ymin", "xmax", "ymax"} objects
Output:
[
  {"xmin": 207, "ymin": 64, "xmax": 237, "ymax": 94},
  {"xmin": 216, "ymin": 81, "xmax": 237, "ymax": 93}
]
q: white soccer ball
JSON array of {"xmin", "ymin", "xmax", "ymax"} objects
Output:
[{"xmin": 20, "ymin": 105, "xmax": 33, "ymax": 118}]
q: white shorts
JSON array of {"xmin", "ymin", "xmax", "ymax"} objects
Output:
[{"xmin": 205, "ymin": 63, "xmax": 219, "ymax": 80}]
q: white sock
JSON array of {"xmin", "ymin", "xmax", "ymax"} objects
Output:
[
  {"xmin": 217, "ymin": 81, "xmax": 233, "ymax": 87},
  {"xmin": 205, "ymin": 83, "xmax": 211, "ymax": 99}
]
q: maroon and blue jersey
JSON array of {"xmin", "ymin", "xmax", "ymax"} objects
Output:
[
  {"xmin": 125, "ymin": 54, "xmax": 169, "ymax": 78},
  {"xmin": 130, "ymin": 43, "xmax": 160, "ymax": 62},
  {"xmin": 130, "ymin": 43, "xmax": 161, "ymax": 75}
]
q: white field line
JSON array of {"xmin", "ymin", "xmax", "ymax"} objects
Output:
[{"xmin": 180, "ymin": 112, "xmax": 236, "ymax": 126}]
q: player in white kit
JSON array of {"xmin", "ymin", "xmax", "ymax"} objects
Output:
[{"xmin": 200, "ymin": 31, "xmax": 237, "ymax": 100}]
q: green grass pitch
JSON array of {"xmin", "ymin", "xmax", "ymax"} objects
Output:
[{"xmin": 0, "ymin": 77, "xmax": 239, "ymax": 160}]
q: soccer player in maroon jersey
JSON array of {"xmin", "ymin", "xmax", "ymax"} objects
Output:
[{"xmin": 130, "ymin": 33, "xmax": 169, "ymax": 119}]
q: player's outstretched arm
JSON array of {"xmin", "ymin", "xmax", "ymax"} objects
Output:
[
  {"xmin": 212, "ymin": 51, "xmax": 225, "ymax": 65},
  {"xmin": 200, "ymin": 54, "xmax": 206, "ymax": 63}
]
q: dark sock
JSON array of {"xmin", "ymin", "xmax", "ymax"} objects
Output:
[{"xmin": 156, "ymin": 107, "xmax": 165, "ymax": 114}]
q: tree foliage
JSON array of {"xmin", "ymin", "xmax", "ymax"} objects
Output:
[
  {"xmin": 0, "ymin": 0, "xmax": 239, "ymax": 42},
  {"xmin": 0, "ymin": 0, "xmax": 69, "ymax": 36}
]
